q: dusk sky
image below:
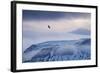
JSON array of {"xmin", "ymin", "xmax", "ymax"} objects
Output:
[{"xmin": 22, "ymin": 10, "xmax": 91, "ymax": 51}]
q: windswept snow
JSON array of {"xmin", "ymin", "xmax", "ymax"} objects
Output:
[{"xmin": 23, "ymin": 38, "xmax": 91, "ymax": 63}]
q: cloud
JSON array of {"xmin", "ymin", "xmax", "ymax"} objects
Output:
[
  {"xmin": 23, "ymin": 17, "xmax": 90, "ymax": 34},
  {"xmin": 23, "ymin": 10, "xmax": 91, "ymax": 21}
]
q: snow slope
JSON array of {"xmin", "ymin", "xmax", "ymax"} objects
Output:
[{"xmin": 23, "ymin": 38, "xmax": 91, "ymax": 63}]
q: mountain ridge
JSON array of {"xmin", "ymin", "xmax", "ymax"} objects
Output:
[
  {"xmin": 69, "ymin": 28, "xmax": 90, "ymax": 35},
  {"xmin": 23, "ymin": 38, "xmax": 91, "ymax": 62}
]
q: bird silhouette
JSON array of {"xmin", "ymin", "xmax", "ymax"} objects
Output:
[{"xmin": 48, "ymin": 25, "xmax": 51, "ymax": 29}]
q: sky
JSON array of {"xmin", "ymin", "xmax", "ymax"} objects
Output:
[{"xmin": 22, "ymin": 10, "xmax": 91, "ymax": 51}]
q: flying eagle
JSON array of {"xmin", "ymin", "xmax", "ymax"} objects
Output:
[{"xmin": 48, "ymin": 25, "xmax": 51, "ymax": 29}]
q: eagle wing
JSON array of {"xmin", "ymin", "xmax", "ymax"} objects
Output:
[{"xmin": 48, "ymin": 25, "xmax": 50, "ymax": 29}]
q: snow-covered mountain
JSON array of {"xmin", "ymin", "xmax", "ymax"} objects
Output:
[
  {"xmin": 70, "ymin": 28, "xmax": 90, "ymax": 35},
  {"xmin": 76, "ymin": 38, "xmax": 91, "ymax": 45},
  {"xmin": 23, "ymin": 38, "xmax": 91, "ymax": 63}
]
